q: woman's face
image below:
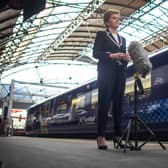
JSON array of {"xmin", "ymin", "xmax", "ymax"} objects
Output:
[{"xmin": 106, "ymin": 13, "xmax": 120, "ymax": 29}]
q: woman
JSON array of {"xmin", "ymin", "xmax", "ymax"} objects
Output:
[{"xmin": 93, "ymin": 9, "xmax": 130, "ymax": 150}]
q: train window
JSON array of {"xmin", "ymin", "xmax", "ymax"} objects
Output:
[
  {"xmin": 44, "ymin": 102, "xmax": 51, "ymax": 117},
  {"xmin": 125, "ymin": 74, "xmax": 151, "ymax": 94},
  {"xmin": 43, "ymin": 104, "xmax": 46, "ymax": 117},
  {"xmin": 41, "ymin": 104, "xmax": 45, "ymax": 117},
  {"xmin": 50, "ymin": 100, "xmax": 54, "ymax": 115},
  {"xmin": 91, "ymin": 89, "xmax": 98, "ymax": 109},
  {"xmin": 125, "ymin": 76, "xmax": 134, "ymax": 94},
  {"xmin": 27, "ymin": 114, "xmax": 34, "ymax": 123},
  {"xmin": 39, "ymin": 106, "xmax": 42, "ymax": 115},
  {"xmin": 35, "ymin": 107, "xmax": 40, "ymax": 118},
  {"xmin": 47, "ymin": 103, "xmax": 50, "ymax": 115},
  {"xmin": 71, "ymin": 94, "xmax": 86, "ymax": 113},
  {"xmin": 76, "ymin": 95, "xmax": 85, "ymax": 111},
  {"xmin": 85, "ymin": 92, "xmax": 91, "ymax": 107},
  {"xmin": 71, "ymin": 98, "xmax": 78, "ymax": 112},
  {"xmin": 152, "ymin": 65, "xmax": 168, "ymax": 86},
  {"xmin": 56, "ymin": 103, "xmax": 67, "ymax": 114}
]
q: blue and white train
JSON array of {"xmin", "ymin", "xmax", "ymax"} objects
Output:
[{"xmin": 25, "ymin": 47, "xmax": 168, "ymax": 140}]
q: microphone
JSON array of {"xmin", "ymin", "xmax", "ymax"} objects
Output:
[{"xmin": 128, "ymin": 41, "xmax": 152, "ymax": 78}]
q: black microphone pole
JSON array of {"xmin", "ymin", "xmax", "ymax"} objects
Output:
[
  {"xmin": 133, "ymin": 72, "xmax": 142, "ymax": 150},
  {"xmin": 134, "ymin": 73, "xmax": 144, "ymax": 95}
]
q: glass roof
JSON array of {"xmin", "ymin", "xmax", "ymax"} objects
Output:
[
  {"xmin": 119, "ymin": 0, "xmax": 168, "ymax": 44},
  {"xmin": 0, "ymin": 0, "xmax": 168, "ymax": 103},
  {"xmin": 4, "ymin": 0, "xmax": 95, "ymax": 64}
]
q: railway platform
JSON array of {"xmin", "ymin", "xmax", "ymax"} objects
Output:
[{"xmin": 0, "ymin": 136, "xmax": 167, "ymax": 168}]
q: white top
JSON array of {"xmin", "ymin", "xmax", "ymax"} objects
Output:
[{"xmin": 112, "ymin": 33, "xmax": 119, "ymax": 44}]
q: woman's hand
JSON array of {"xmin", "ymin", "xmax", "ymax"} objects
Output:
[
  {"xmin": 109, "ymin": 52, "xmax": 123, "ymax": 59},
  {"xmin": 122, "ymin": 52, "xmax": 130, "ymax": 62},
  {"xmin": 109, "ymin": 52, "xmax": 130, "ymax": 62}
]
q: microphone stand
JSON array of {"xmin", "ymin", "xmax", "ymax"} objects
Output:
[{"xmin": 119, "ymin": 73, "xmax": 166, "ymax": 152}]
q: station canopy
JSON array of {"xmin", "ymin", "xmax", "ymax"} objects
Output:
[{"xmin": 0, "ymin": 0, "xmax": 168, "ymax": 104}]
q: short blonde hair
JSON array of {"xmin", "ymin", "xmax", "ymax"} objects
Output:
[{"xmin": 103, "ymin": 9, "xmax": 120, "ymax": 28}]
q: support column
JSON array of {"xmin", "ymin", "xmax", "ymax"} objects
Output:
[{"xmin": 7, "ymin": 79, "xmax": 15, "ymax": 119}]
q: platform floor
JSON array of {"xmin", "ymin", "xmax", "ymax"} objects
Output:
[{"xmin": 0, "ymin": 136, "xmax": 167, "ymax": 168}]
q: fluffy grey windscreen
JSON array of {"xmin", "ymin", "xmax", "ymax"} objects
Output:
[{"xmin": 128, "ymin": 41, "xmax": 152, "ymax": 78}]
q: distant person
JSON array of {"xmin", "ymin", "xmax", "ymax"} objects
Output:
[
  {"xmin": 93, "ymin": 9, "xmax": 130, "ymax": 150},
  {"xmin": 1, "ymin": 118, "xmax": 9, "ymax": 136}
]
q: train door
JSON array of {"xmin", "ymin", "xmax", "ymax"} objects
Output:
[{"xmin": 40, "ymin": 102, "xmax": 49, "ymax": 134}]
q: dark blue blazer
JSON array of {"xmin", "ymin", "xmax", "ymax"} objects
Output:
[{"xmin": 93, "ymin": 31, "xmax": 127, "ymax": 67}]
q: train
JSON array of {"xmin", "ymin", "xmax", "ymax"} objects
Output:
[{"xmin": 25, "ymin": 47, "xmax": 168, "ymax": 140}]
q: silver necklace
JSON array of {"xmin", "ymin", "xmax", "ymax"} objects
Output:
[{"xmin": 105, "ymin": 31, "xmax": 122, "ymax": 48}]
